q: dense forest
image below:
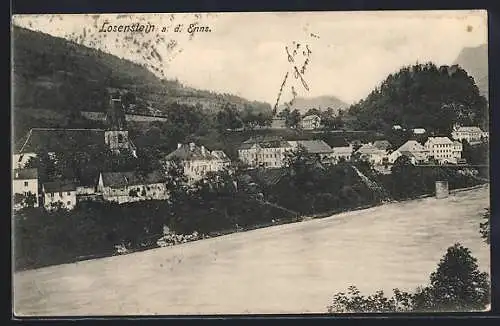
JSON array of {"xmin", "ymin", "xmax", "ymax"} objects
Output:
[{"xmin": 346, "ymin": 63, "xmax": 488, "ymax": 134}]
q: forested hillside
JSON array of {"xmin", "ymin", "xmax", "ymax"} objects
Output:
[
  {"xmin": 12, "ymin": 26, "xmax": 271, "ymax": 140},
  {"xmin": 346, "ymin": 62, "xmax": 488, "ymax": 134}
]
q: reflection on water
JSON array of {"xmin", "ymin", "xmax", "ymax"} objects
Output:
[{"xmin": 14, "ymin": 185, "xmax": 490, "ymax": 315}]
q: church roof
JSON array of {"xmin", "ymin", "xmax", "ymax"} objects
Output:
[{"xmin": 16, "ymin": 128, "xmax": 106, "ymax": 153}]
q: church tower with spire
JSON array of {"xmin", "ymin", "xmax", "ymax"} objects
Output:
[{"xmin": 104, "ymin": 91, "xmax": 135, "ymax": 155}]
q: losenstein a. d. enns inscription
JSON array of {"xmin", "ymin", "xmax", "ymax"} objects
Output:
[{"xmin": 11, "ymin": 11, "xmax": 490, "ymax": 316}]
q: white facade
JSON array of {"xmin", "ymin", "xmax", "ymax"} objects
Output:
[
  {"xmin": 451, "ymin": 126, "xmax": 488, "ymax": 144},
  {"xmin": 425, "ymin": 137, "xmax": 462, "ymax": 164},
  {"xmin": 97, "ymin": 172, "xmax": 169, "ymax": 204},
  {"xmin": 356, "ymin": 144, "xmax": 388, "ymax": 165},
  {"xmin": 238, "ymin": 139, "xmax": 291, "ymax": 169},
  {"xmin": 43, "ymin": 185, "xmax": 77, "ymax": 211},
  {"xmin": 331, "ymin": 146, "xmax": 353, "ymax": 162},
  {"xmin": 12, "ymin": 169, "xmax": 39, "ymax": 209},
  {"xmin": 300, "ymin": 115, "xmax": 321, "ymax": 130},
  {"xmin": 166, "ymin": 143, "xmax": 231, "ymax": 182}
]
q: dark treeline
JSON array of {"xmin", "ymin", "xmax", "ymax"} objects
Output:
[{"xmin": 346, "ymin": 63, "xmax": 488, "ymax": 134}]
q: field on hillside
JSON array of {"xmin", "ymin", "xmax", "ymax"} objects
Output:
[{"xmin": 13, "ymin": 185, "xmax": 490, "ymax": 316}]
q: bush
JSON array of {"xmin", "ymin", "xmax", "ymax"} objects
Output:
[{"xmin": 327, "ymin": 243, "xmax": 490, "ymax": 313}]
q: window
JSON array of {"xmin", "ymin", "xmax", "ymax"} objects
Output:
[
  {"xmin": 50, "ymin": 193, "xmax": 54, "ymax": 198},
  {"xmin": 118, "ymin": 134, "xmax": 124, "ymax": 142},
  {"xmin": 24, "ymin": 181, "xmax": 28, "ymax": 187},
  {"xmin": 67, "ymin": 192, "xmax": 71, "ymax": 196},
  {"xmin": 67, "ymin": 201, "xmax": 71, "ymax": 206},
  {"xmin": 59, "ymin": 192, "xmax": 63, "ymax": 197}
]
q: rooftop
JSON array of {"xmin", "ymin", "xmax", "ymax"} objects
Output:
[
  {"xmin": 288, "ymin": 140, "xmax": 333, "ymax": 154},
  {"xmin": 356, "ymin": 144, "xmax": 386, "ymax": 155},
  {"xmin": 13, "ymin": 168, "xmax": 38, "ymax": 180},
  {"xmin": 239, "ymin": 137, "xmax": 291, "ymax": 150},
  {"xmin": 15, "ymin": 128, "xmax": 107, "ymax": 153},
  {"xmin": 100, "ymin": 170, "xmax": 166, "ymax": 189},
  {"xmin": 427, "ymin": 137, "xmax": 453, "ymax": 145},
  {"xmin": 454, "ymin": 126, "xmax": 484, "ymax": 133},
  {"xmin": 302, "ymin": 114, "xmax": 320, "ymax": 121},
  {"xmin": 165, "ymin": 143, "xmax": 229, "ymax": 161},
  {"xmin": 373, "ymin": 140, "xmax": 392, "ymax": 150},
  {"xmin": 43, "ymin": 180, "xmax": 77, "ymax": 193},
  {"xmin": 396, "ymin": 140, "xmax": 426, "ymax": 153}
]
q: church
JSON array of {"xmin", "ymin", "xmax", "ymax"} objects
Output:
[{"xmin": 13, "ymin": 93, "xmax": 137, "ymax": 169}]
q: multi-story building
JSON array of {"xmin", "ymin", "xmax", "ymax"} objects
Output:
[
  {"xmin": 97, "ymin": 170, "xmax": 169, "ymax": 204},
  {"xmin": 425, "ymin": 136, "xmax": 462, "ymax": 164},
  {"xmin": 451, "ymin": 126, "xmax": 488, "ymax": 144},
  {"xmin": 238, "ymin": 136, "xmax": 292, "ymax": 169},
  {"xmin": 165, "ymin": 143, "xmax": 231, "ymax": 181},
  {"xmin": 300, "ymin": 114, "xmax": 322, "ymax": 130},
  {"xmin": 42, "ymin": 180, "xmax": 77, "ymax": 211},
  {"xmin": 12, "ymin": 168, "xmax": 39, "ymax": 209}
]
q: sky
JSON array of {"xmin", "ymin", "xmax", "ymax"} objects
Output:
[{"xmin": 12, "ymin": 11, "xmax": 487, "ymax": 106}]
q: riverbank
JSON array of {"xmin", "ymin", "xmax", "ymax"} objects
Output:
[
  {"xmin": 17, "ymin": 182, "xmax": 489, "ymax": 272},
  {"xmin": 14, "ymin": 184, "xmax": 490, "ymax": 316}
]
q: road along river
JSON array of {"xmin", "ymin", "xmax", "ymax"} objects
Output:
[{"xmin": 13, "ymin": 185, "xmax": 490, "ymax": 315}]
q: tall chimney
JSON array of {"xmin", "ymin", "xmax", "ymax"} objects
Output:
[
  {"xmin": 189, "ymin": 142, "xmax": 195, "ymax": 151},
  {"xmin": 177, "ymin": 143, "xmax": 182, "ymax": 149},
  {"xmin": 201, "ymin": 145, "xmax": 206, "ymax": 155}
]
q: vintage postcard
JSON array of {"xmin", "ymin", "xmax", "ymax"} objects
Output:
[{"xmin": 11, "ymin": 11, "xmax": 490, "ymax": 316}]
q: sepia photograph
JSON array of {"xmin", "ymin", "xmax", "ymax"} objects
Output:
[{"xmin": 11, "ymin": 10, "xmax": 490, "ymax": 316}]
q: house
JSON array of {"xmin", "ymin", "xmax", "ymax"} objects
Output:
[
  {"xmin": 97, "ymin": 170, "xmax": 169, "ymax": 204},
  {"xmin": 425, "ymin": 137, "xmax": 462, "ymax": 164},
  {"xmin": 300, "ymin": 114, "xmax": 321, "ymax": 130},
  {"xmin": 392, "ymin": 125, "xmax": 403, "ymax": 130},
  {"xmin": 331, "ymin": 145, "xmax": 353, "ymax": 163},
  {"xmin": 412, "ymin": 128, "xmax": 426, "ymax": 135},
  {"xmin": 388, "ymin": 140, "xmax": 429, "ymax": 164},
  {"xmin": 373, "ymin": 140, "xmax": 392, "ymax": 151},
  {"xmin": 355, "ymin": 143, "xmax": 388, "ymax": 165},
  {"xmin": 238, "ymin": 136, "xmax": 292, "ymax": 169},
  {"xmin": 12, "ymin": 168, "xmax": 39, "ymax": 209},
  {"xmin": 42, "ymin": 180, "xmax": 77, "ymax": 211},
  {"xmin": 287, "ymin": 140, "xmax": 334, "ymax": 163},
  {"xmin": 166, "ymin": 143, "xmax": 231, "ymax": 181},
  {"xmin": 451, "ymin": 126, "xmax": 488, "ymax": 144}
]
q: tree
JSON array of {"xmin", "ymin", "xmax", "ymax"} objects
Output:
[
  {"xmin": 328, "ymin": 243, "xmax": 490, "ymax": 313},
  {"xmin": 480, "ymin": 208, "xmax": 490, "ymax": 245},
  {"xmin": 287, "ymin": 109, "xmax": 302, "ymax": 129},
  {"xmin": 415, "ymin": 243, "xmax": 490, "ymax": 312},
  {"xmin": 346, "ymin": 63, "xmax": 487, "ymax": 133},
  {"xmin": 215, "ymin": 103, "xmax": 243, "ymax": 131}
]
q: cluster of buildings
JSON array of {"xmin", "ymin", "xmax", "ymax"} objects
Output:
[{"xmin": 12, "ymin": 90, "xmax": 488, "ymax": 212}]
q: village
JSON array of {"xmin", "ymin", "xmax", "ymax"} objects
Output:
[{"xmin": 12, "ymin": 89, "xmax": 489, "ymax": 212}]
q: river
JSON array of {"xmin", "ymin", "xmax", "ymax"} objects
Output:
[{"xmin": 13, "ymin": 185, "xmax": 490, "ymax": 315}]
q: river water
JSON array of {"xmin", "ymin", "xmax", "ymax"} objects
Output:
[{"xmin": 13, "ymin": 185, "xmax": 490, "ymax": 315}]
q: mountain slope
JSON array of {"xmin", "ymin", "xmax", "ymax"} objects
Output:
[
  {"xmin": 453, "ymin": 44, "xmax": 488, "ymax": 99},
  {"xmin": 278, "ymin": 96, "xmax": 348, "ymax": 115},
  {"xmin": 12, "ymin": 26, "xmax": 271, "ymax": 139}
]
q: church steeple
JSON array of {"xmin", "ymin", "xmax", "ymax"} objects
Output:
[{"xmin": 107, "ymin": 92, "xmax": 127, "ymax": 131}]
